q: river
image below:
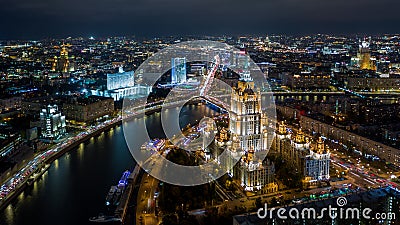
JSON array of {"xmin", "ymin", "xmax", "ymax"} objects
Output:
[{"xmin": 0, "ymin": 104, "xmax": 219, "ymax": 225}]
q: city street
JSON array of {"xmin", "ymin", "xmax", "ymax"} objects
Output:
[{"xmin": 136, "ymin": 173, "xmax": 159, "ymax": 225}]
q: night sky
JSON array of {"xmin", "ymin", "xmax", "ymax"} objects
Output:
[{"xmin": 1, "ymin": 0, "xmax": 399, "ymax": 39}]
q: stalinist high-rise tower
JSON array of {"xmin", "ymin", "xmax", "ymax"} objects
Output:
[
  {"xmin": 358, "ymin": 38, "xmax": 376, "ymax": 71},
  {"xmin": 51, "ymin": 43, "xmax": 74, "ymax": 73},
  {"xmin": 229, "ymin": 71, "xmax": 269, "ymax": 152},
  {"xmin": 230, "ymin": 70, "xmax": 276, "ymax": 193}
]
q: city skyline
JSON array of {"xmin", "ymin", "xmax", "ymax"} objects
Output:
[{"xmin": 1, "ymin": 34, "xmax": 400, "ymax": 225}]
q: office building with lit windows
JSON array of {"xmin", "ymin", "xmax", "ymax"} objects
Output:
[
  {"xmin": 91, "ymin": 67, "xmax": 152, "ymax": 101},
  {"xmin": 171, "ymin": 57, "xmax": 187, "ymax": 84},
  {"xmin": 0, "ymin": 130, "xmax": 22, "ymax": 159},
  {"xmin": 107, "ymin": 67, "xmax": 135, "ymax": 90},
  {"xmin": 284, "ymin": 72, "xmax": 330, "ymax": 90},
  {"xmin": 62, "ymin": 96, "xmax": 114, "ymax": 124},
  {"xmin": 40, "ymin": 105, "xmax": 66, "ymax": 139},
  {"xmin": 271, "ymin": 121, "xmax": 291, "ymax": 155}
]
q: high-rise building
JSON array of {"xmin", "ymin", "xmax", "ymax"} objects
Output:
[
  {"xmin": 288, "ymin": 129, "xmax": 310, "ymax": 172},
  {"xmin": 171, "ymin": 58, "xmax": 187, "ymax": 84},
  {"xmin": 51, "ymin": 43, "xmax": 75, "ymax": 73},
  {"xmin": 351, "ymin": 39, "xmax": 377, "ymax": 71},
  {"xmin": 229, "ymin": 77, "xmax": 270, "ymax": 152},
  {"xmin": 59, "ymin": 44, "xmax": 69, "ymax": 73},
  {"xmin": 40, "ymin": 105, "xmax": 66, "ymax": 139},
  {"xmin": 230, "ymin": 75, "xmax": 276, "ymax": 192}
]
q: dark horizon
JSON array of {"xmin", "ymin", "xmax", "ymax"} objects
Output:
[
  {"xmin": 1, "ymin": 0, "xmax": 400, "ymax": 40},
  {"xmin": 2, "ymin": 32, "xmax": 400, "ymax": 42}
]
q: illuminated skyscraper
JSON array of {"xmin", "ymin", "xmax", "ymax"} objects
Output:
[
  {"xmin": 353, "ymin": 38, "xmax": 377, "ymax": 71},
  {"xmin": 58, "ymin": 44, "xmax": 70, "ymax": 73},
  {"xmin": 230, "ymin": 75, "xmax": 276, "ymax": 192},
  {"xmin": 51, "ymin": 43, "xmax": 75, "ymax": 73},
  {"xmin": 171, "ymin": 58, "xmax": 187, "ymax": 84},
  {"xmin": 229, "ymin": 76, "xmax": 270, "ymax": 152}
]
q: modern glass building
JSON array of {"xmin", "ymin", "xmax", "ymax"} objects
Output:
[
  {"xmin": 171, "ymin": 57, "xmax": 187, "ymax": 84},
  {"xmin": 39, "ymin": 105, "xmax": 66, "ymax": 139}
]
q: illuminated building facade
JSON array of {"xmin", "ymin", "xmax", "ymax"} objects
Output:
[
  {"xmin": 346, "ymin": 74, "xmax": 400, "ymax": 91},
  {"xmin": 40, "ymin": 105, "xmax": 66, "ymax": 139},
  {"xmin": 235, "ymin": 151, "xmax": 277, "ymax": 193},
  {"xmin": 285, "ymin": 72, "xmax": 330, "ymax": 90},
  {"xmin": 351, "ymin": 39, "xmax": 377, "ymax": 71},
  {"xmin": 107, "ymin": 67, "xmax": 135, "ymax": 90},
  {"xmin": 230, "ymin": 74, "xmax": 276, "ymax": 192},
  {"xmin": 171, "ymin": 58, "xmax": 187, "ymax": 84},
  {"xmin": 305, "ymin": 137, "xmax": 330, "ymax": 181},
  {"xmin": 51, "ymin": 43, "xmax": 75, "ymax": 73},
  {"xmin": 274, "ymin": 127, "xmax": 330, "ymax": 183},
  {"xmin": 271, "ymin": 121, "xmax": 291, "ymax": 155},
  {"xmin": 62, "ymin": 96, "xmax": 114, "ymax": 124},
  {"xmin": 229, "ymin": 75, "xmax": 269, "ymax": 152},
  {"xmin": 91, "ymin": 67, "xmax": 152, "ymax": 101},
  {"xmin": 0, "ymin": 131, "xmax": 22, "ymax": 159},
  {"xmin": 300, "ymin": 114, "xmax": 400, "ymax": 167}
]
